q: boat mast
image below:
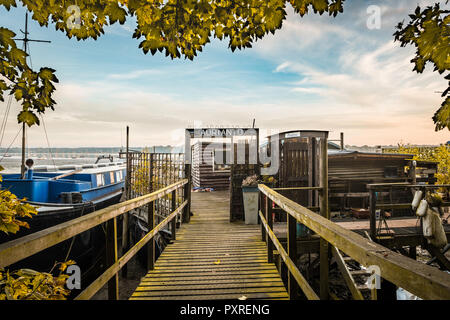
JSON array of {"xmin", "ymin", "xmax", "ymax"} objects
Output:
[{"xmin": 14, "ymin": 12, "xmax": 51, "ymax": 178}]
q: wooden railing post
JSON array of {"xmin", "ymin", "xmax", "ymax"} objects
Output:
[
  {"xmin": 287, "ymin": 212, "xmax": 298, "ymax": 299},
  {"xmin": 319, "ymin": 135, "xmax": 329, "ymax": 300},
  {"xmin": 147, "ymin": 201, "xmax": 155, "ymax": 271},
  {"xmin": 106, "ymin": 217, "xmax": 119, "ymax": 300},
  {"xmin": 146, "ymin": 153, "xmax": 155, "ymax": 270},
  {"xmin": 171, "ymin": 190, "xmax": 177, "ymax": 240},
  {"xmin": 121, "ymin": 148, "xmax": 131, "ymax": 278},
  {"xmin": 265, "ymin": 196, "xmax": 273, "ymax": 263},
  {"xmin": 261, "ymin": 193, "xmax": 266, "ymax": 242},
  {"xmin": 369, "ymin": 188, "xmax": 377, "ymax": 240}
]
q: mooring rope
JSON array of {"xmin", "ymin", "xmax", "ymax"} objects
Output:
[
  {"xmin": 40, "ymin": 114, "xmax": 57, "ymax": 168},
  {"xmin": 0, "ymin": 94, "xmax": 13, "ymax": 148},
  {"xmin": 0, "ymin": 126, "xmax": 22, "ymax": 163}
]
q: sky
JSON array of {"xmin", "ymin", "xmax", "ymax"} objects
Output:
[{"xmin": 0, "ymin": 0, "xmax": 449, "ymax": 148}]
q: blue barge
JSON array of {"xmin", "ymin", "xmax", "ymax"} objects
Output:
[{"xmin": 0, "ymin": 162, "xmax": 127, "ymax": 289}]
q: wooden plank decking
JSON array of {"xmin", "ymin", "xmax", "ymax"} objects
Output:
[{"xmin": 130, "ymin": 191, "xmax": 289, "ymax": 300}]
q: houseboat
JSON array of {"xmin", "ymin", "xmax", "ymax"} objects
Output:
[{"xmin": 0, "ymin": 160, "xmax": 126, "ymax": 284}]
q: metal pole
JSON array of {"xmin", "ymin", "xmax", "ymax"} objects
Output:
[
  {"xmin": 16, "ymin": 12, "xmax": 50, "ymax": 178},
  {"xmin": 20, "ymin": 14, "xmax": 28, "ymax": 179}
]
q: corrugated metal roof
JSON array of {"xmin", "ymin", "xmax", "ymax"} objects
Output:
[{"xmin": 328, "ymin": 150, "xmax": 412, "ymax": 158}]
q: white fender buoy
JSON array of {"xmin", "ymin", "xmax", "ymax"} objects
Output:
[
  {"xmin": 416, "ymin": 199, "xmax": 428, "ymax": 217},
  {"xmin": 422, "ymin": 208, "xmax": 433, "ymax": 237},
  {"xmin": 411, "ymin": 190, "xmax": 423, "ymax": 211}
]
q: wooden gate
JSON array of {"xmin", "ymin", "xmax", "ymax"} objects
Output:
[{"xmin": 278, "ymin": 137, "xmax": 320, "ymax": 208}]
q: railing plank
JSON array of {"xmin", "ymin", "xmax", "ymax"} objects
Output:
[
  {"xmin": 0, "ymin": 179, "xmax": 188, "ymax": 269},
  {"xmin": 259, "ymin": 183, "xmax": 450, "ymax": 300}
]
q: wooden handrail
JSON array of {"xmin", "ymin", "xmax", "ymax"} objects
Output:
[
  {"xmin": 0, "ymin": 179, "xmax": 188, "ymax": 268},
  {"xmin": 258, "ymin": 183, "xmax": 450, "ymax": 300}
]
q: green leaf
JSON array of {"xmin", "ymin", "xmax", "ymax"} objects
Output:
[
  {"xmin": 38, "ymin": 68, "xmax": 58, "ymax": 83},
  {"xmin": 105, "ymin": 2, "xmax": 127, "ymax": 24},
  {"xmin": 0, "ymin": 27, "xmax": 16, "ymax": 48},
  {"xmin": 9, "ymin": 47, "xmax": 27, "ymax": 66},
  {"xmin": 433, "ymin": 96, "xmax": 450, "ymax": 131},
  {"xmin": 14, "ymin": 88, "xmax": 23, "ymax": 101},
  {"xmin": 17, "ymin": 111, "xmax": 39, "ymax": 127},
  {"xmin": 0, "ymin": 0, "xmax": 17, "ymax": 11}
]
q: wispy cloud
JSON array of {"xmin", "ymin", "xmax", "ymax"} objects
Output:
[{"xmin": 107, "ymin": 69, "xmax": 162, "ymax": 80}]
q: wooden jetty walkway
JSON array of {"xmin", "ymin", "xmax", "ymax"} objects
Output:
[{"xmin": 130, "ymin": 191, "xmax": 289, "ymax": 300}]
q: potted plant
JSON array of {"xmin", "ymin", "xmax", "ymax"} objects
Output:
[{"xmin": 242, "ymin": 174, "xmax": 260, "ymax": 224}]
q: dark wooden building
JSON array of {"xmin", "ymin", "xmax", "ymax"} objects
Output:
[
  {"xmin": 262, "ymin": 130, "xmax": 438, "ymax": 213},
  {"xmin": 328, "ymin": 150, "xmax": 411, "ymax": 210}
]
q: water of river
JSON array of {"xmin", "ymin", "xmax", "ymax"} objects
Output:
[{"xmin": 0, "ymin": 154, "xmax": 121, "ymax": 173}]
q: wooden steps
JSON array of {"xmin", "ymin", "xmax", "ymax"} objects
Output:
[{"xmin": 130, "ymin": 191, "xmax": 289, "ymax": 300}]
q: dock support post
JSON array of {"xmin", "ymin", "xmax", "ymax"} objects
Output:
[
  {"xmin": 319, "ymin": 134, "xmax": 329, "ymax": 300},
  {"xmin": 265, "ymin": 196, "xmax": 273, "ymax": 263},
  {"xmin": 106, "ymin": 217, "xmax": 119, "ymax": 300}
]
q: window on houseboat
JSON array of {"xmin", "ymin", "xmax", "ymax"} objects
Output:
[
  {"xmin": 116, "ymin": 171, "xmax": 123, "ymax": 181},
  {"xmin": 96, "ymin": 174, "xmax": 105, "ymax": 187},
  {"xmin": 110, "ymin": 172, "xmax": 115, "ymax": 184}
]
